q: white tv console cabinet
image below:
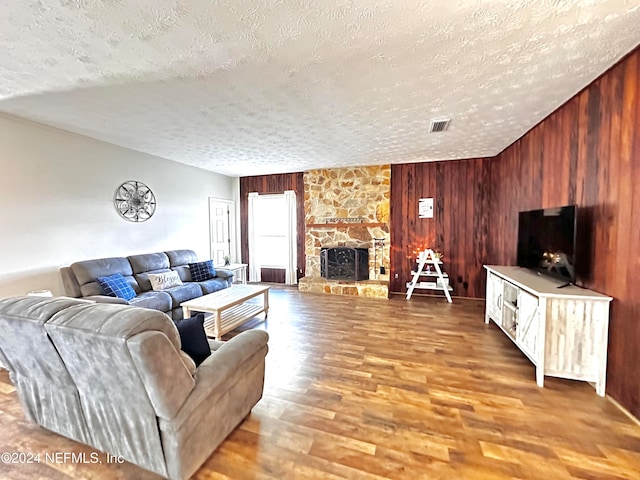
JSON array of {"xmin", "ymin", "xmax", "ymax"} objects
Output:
[{"xmin": 484, "ymin": 266, "xmax": 612, "ymax": 396}]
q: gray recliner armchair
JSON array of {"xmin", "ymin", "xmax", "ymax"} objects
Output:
[{"xmin": 0, "ymin": 296, "xmax": 269, "ymax": 480}]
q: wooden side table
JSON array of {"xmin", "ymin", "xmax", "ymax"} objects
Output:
[{"xmin": 216, "ymin": 263, "xmax": 248, "ymax": 284}]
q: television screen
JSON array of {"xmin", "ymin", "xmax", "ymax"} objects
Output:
[{"xmin": 517, "ymin": 205, "xmax": 577, "ymax": 284}]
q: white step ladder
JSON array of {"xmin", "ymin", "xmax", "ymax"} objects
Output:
[{"xmin": 406, "ymin": 249, "xmax": 452, "ymax": 303}]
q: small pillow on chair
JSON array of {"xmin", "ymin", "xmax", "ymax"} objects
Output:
[
  {"xmin": 174, "ymin": 313, "xmax": 211, "ymax": 367},
  {"xmin": 188, "ymin": 260, "xmax": 216, "ymax": 282},
  {"xmin": 148, "ymin": 271, "xmax": 183, "ymax": 291},
  {"xmin": 97, "ymin": 273, "xmax": 136, "ymax": 301}
]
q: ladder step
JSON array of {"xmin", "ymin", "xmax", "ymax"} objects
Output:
[{"xmin": 411, "ymin": 271, "xmax": 449, "ymax": 277}]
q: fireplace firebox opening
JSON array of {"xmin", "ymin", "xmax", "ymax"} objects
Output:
[{"xmin": 320, "ymin": 247, "xmax": 369, "ymax": 281}]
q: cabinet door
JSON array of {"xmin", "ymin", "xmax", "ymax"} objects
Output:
[
  {"xmin": 516, "ymin": 290, "xmax": 539, "ymax": 359},
  {"xmin": 485, "ymin": 272, "xmax": 503, "ymax": 322},
  {"xmin": 501, "ymin": 281, "xmax": 519, "ymax": 336}
]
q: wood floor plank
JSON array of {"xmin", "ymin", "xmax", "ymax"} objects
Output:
[{"xmin": 1, "ymin": 286, "xmax": 639, "ymax": 479}]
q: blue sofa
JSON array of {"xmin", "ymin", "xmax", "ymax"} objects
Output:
[{"xmin": 60, "ymin": 250, "xmax": 233, "ymax": 320}]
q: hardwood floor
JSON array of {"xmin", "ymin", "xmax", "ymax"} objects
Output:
[{"xmin": 1, "ymin": 287, "xmax": 640, "ymax": 479}]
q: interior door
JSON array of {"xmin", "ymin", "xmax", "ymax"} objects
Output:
[{"xmin": 209, "ymin": 199, "xmax": 234, "ymax": 265}]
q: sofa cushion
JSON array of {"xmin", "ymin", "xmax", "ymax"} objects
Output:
[
  {"xmin": 129, "ymin": 252, "xmax": 170, "ymax": 274},
  {"xmin": 174, "ymin": 313, "xmax": 211, "ymax": 367},
  {"xmin": 97, "ymin": 274, "xmax": 136, "ymax": 301},
  {"xmin": 87, "ymin": 277, "xmax": 140, "ymax": 297},
  {"xmin": 70, "ymin": 257, "xmax": 139, "ymax": 297},
  {"xmin": 189, "ymin": 260, "xmax": 216, "ymax": 282},
  {"xmin": 165, "ymin": 250, "xmax": 198, "ymax": 267},
  {"xmin": 149, "ymin": 271, "xmax": 183, "ymax": 291},
  {"xmin": 197, "ymin": 277, "xmax": 230, "ymax": 295},
  {"xmin": 135, "ymin": 269, "xmax": 171, "ymax": 292},
  {"xmin": 129, "ymin": 253, "xmax": 172, "ymax": 291},
  {"xmin": 163, "ymin": 283, "xmax": 202, "ymax": 309},
  {"xmin": 172, "ymin": 265, "xmax": 192, "ymax": 282},
  {"xmin": 129, "ymin": 291, "xmax": 172, "ymax": 313},
  {"xmin": 72, "ymin": 257, "xmax": 133, "ymax": 285}
]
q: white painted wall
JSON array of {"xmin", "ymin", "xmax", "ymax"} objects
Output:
[{"xmin": 0, "ymin": 113, "xmax": 235, "ymax": 298}]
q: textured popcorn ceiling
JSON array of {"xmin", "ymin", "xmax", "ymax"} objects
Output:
[{"xmin": 1, "ymin": 1, "xmax": 639, "ymax": 177}]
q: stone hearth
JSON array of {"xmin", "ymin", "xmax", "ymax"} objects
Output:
[{"xmin": 298, "ymin": 276, "xmax": 389, "ymax": 298}]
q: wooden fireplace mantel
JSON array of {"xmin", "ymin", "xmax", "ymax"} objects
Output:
[{"xmin": 306, "ymin": 222, "xmax": 386, "ymax": 228}]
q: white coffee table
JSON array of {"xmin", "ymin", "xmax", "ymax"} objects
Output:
[{"xmin": 181, "ymin": 285, "xmax": 269, "ymax": 340}]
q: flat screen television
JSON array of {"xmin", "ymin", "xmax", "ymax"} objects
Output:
[{"xmin": 516, "ymin": 205, "xmax": 577, "ymax": 284}]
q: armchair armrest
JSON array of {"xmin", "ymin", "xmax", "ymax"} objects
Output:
[{"xmin": 164, "ymin": 330, "xmax": 268, "ymax": 429}]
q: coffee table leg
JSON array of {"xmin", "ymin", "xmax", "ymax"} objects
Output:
[
  {"xmin": 214, "ymin": 311, "xmax": 222, "ymax": 341},
  {"xmin": 182, "ymin": 306, "xmax": 191, "ymax": 319},
  {"xmin": 264, "ymin": 289, "xmax": 269, "ymax": 318}
]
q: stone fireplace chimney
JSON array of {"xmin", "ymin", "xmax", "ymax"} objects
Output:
[{"xmin": 299, "ymin": 165, "xmax": 390, "ymax": 298}]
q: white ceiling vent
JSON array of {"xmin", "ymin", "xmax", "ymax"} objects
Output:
[{"xmin": 429, "ymin": 119, "xmax": 451, "ymax": 133}]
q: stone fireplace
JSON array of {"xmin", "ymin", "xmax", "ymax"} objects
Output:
[{"xmin": 298, "ymin": 165, "xmax": 390, "ymax": 298}]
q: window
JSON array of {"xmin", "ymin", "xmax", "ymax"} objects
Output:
[
  {"xmin": 253, "ymin": 195, "xmax": 288, "ymax": 268},
  {"xmin": 248, "ymin": 191, "xmax": 297, "ymax": 284}
]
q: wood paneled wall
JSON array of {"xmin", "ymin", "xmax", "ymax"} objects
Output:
[
  {"xmin": 487, "ymin": 48, "xmax": 640, "ymax": 417},
  {"xmin": 242, "ymin": 48, "xmax": 639, "ymax": 416},
  {"xmin": 389, "ymin": 159, "xmax": 491, "ymax": 298},
  {"xmin": 239, "ymin": 173, "xmax": 305, "ymax": 282},
  {"xmin": 390, "ymin": 47, "xmax": 639, "ymax": 417}
]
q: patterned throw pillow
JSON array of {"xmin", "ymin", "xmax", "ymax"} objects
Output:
[
  {"xmin": 148, "ymin": 271, "xmax": 183, "ymax": 291},
  {"xmin": 188, "ymin": 260, "xmax": 216, "ymax": 282},
  {"xmin": 97, "ymin": 273, "xmax": 136, "ymax": 301}
]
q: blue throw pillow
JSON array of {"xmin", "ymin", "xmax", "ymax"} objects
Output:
[
  {"xmin": 97, "ymin": 273, "xmax": 136, "ymax": 301},
  {"xmin": 188, "ymin": 260, "xmax": 216, "ymax": 282},
  {"xmin": 174, "ymin": 313, "xmax": 211, "ymax": 366}
]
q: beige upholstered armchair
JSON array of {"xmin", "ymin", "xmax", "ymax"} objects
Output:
[{"xmin": 0, "ymin": 296, "xmax": 269, "ymax": 479}]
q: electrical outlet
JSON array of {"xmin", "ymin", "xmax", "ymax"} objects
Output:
[
  {"xmin": 463, "ymin": 281, "xmax": 469, "ymax": 289},
  {"xmin": 394, "ymin": 273, "xmax": 399, "ymax": 278}
]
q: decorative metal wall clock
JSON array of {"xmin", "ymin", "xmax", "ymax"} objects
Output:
[{"xmin": 114, "ymin": 180, "xmax": 156, "ymax": 222}]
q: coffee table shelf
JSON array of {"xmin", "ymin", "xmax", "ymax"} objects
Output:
[{"xmin": 204, "ymin": 303, "xmax": 265, "ymax": 337}]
